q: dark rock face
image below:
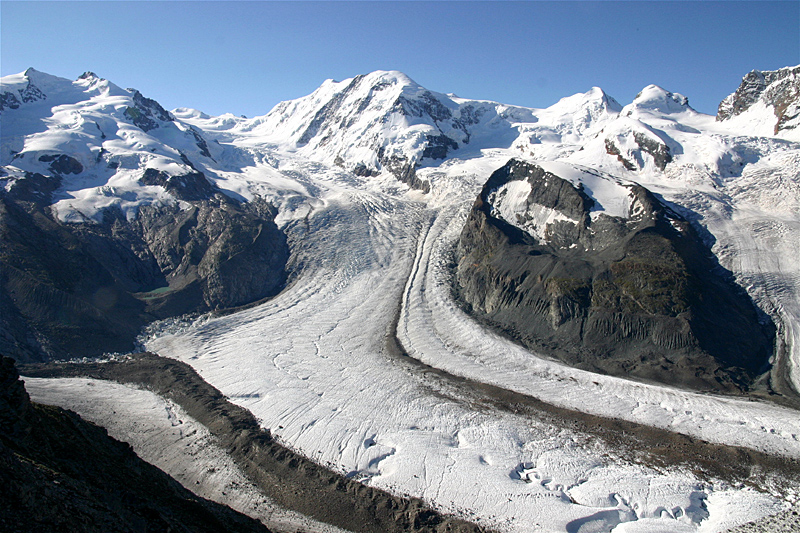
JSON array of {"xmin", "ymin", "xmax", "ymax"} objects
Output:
[
  {"xmin": 422, "ymin": 134, "xmax": 459, "ymax": 161},
  {"xmin": 0, "ymin": 92, "xmax": 21, "ymax": 112},
  {"xmin": 0, "ymin": 168, "xmax": 288, "ymax": 363},
  {"xmin": 18, "ymin": 79, "xmax": 46, "ymax": 105},
  {"xmin": 718, "ymin": 66, "xmax": 800, "ymax": 134},
  {"xmin": 604, "ymin": 134, "xmax": 672, "ymax": 171},
  {"xmin": 189, "ymin": 126, "xmax": 215, "ymax": 159},
  {"xmin": 633, "ymin": 133, "xmax": 672, "ymax": 170},
  {"xmin": 0, "ymin": 356, "xmax": 273, "ymax": 533},
  {"xmin": 139, "ymin": 167, "xmax": 216, "ymax": 201},
  {"xmin": 376, "ymin": 147, "xmax": 431, "ymax": 193},
  {"xmin": 352, "ymin": 162, "xmax": 380, "ymax": 177},
  {"xmin": 394, "ymin": 90, "xmax": 453, "ymax": 123},
  {"xmin": 124, "ymin": 89, "xmax": 173, "ymax": 132},
  {"xmin": 455, "ymin": 159, "xmax": 775, "ymax": 393},
  {"xmin": 0, "ymin": 73, "xmax": 46, "ymax": 113},
  {"xmin": 37, "ymin": 154, "xmax": 84, "ymax": 175},
  {"xmin": 605, "ymin": 139, "xmax": 637, "ymax": 170}
]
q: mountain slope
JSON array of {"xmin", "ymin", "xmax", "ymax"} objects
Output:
[
  {"xmin": 0, "ymin": 70, "xmax": 288, "ymax": 362},
  {"xmin": 176, "ymin": 71, "xmax": 620, "ymax": 192},
  {"xmin": 3, "ymin": 65, "xmax": 800, "ymax": 533}
]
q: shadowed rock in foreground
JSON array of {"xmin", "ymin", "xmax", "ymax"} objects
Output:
[
  {"xmin": 20, "ymin": 353, "xmax": 488, "ymax": 533},
  {"xmin": 0, "ymin": 355, "xmax": 273, "ymax": 533}
]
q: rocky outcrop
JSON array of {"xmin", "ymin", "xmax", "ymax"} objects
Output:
[
  {"xmin": 604, "ymin": 130, "xmax": 673, "ymax": 172},
  {"xmin": 376, "ymin": 148, "xmax": 431, "ymax": 193},
  {"xmin": 38, "ymin": 154, "xmax": 83, "ymax": 175},
  {"xmin": 123, "ymin": 88, "xmax": 173, "ymax": 132},
  {"xmin": 455, "ymin": 159, "xmax": 775, "ymax": 393},
  {"xmin": 0, "ymin": 69, "xmax": 46, "ymax": 113},
  {"xmin": 718, "ymin": 66, "xmax": 800, "ymax": 135},
  {"xmin": 0, "ymin": 355, "xmax": 273, "ymax": 533},
  {"xmin": 0, "ymin": 167, "xmax": 288, "ymax": 363},
  {"xmin": 0, "ymin": 92, "xmax": 21, "ymax": 112}
]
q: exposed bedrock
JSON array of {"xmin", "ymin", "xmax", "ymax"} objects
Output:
[
  {"xmin": 0, "ymin": 167, "xmax": 288, "ymax": 363},
  {"xmin": 455, "ymin": 159, "xmax": 776, "ymax": 393},
  {"xmin": 717, "ymin": 65, "xmax": 800, "ymax": 135}
]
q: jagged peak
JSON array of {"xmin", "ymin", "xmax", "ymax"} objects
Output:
[{"xmin": 718, "ymin": 64, "xmax": 800, "ymax": 124}]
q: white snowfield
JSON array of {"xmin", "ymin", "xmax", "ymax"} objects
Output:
[{"xmin": 4, "ymin": 67, "xmax": 800, "ymax": 532}]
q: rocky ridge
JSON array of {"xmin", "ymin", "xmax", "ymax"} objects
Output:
[{"xmin": 718, "ymin": 65, "xmax": 800, "ymax": 137}]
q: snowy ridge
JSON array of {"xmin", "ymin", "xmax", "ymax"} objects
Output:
[
  {"xmin": 176, "ymin": 72, "xmax": 623, "ymax": 186},
  {"xmin": 4, "ymin": 67, "xmax": 800, "ymax": 532}
]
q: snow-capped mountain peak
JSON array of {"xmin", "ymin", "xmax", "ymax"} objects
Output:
[
  {"xmin": 3, "ymin": 65, "xmax": 800, "ymax": 533},
  {"xmin": 717, "ymin": 65, "xmax": 800, "ymax": 140},
  {"xmin": 179, "ymin": 69, "xmax": 542, "ymax": 190},
  {"xmin": 531, "ymin": 86, "xmax": 622, "ymax": 142},
  {"xmin": 622, "ymin": 84, "xmax": 692, "ymax": 117},
  {"xmin": 4, "ymin": 65, "xmax": 798, "ymax": 225},
  {"xmin": 1, "ymin": 69, "xmax": 219, "ymax": 222}
]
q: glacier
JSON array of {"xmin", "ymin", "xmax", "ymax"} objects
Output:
[{"xmin": 4, "ymin": 66, "xmax": 800, "ymax": 532}]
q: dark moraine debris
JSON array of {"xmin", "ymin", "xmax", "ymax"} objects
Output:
[
  {"xmin": 20, "ymin": 353, "xmax": 488, "ymax": 533},
  {"xmin": 0, "ymin": 356, "xmax": 273, "ymax": 533},
  {"xmin": 454, "ymin": 159, "xmax": 776, "ymax": 393}
]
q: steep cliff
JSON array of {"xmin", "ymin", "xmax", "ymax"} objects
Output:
[
  {"xmin": 0, "ymin": 167, "xmax": 288, "ymax": 363},
  {"xmin": 717, "ymin": 65, "xmax": 800, "ymax": 138}
]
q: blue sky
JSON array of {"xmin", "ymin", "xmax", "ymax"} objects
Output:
[{"xmin": 2, "ymin": 1, "xmax": 798, "ymax": 117}]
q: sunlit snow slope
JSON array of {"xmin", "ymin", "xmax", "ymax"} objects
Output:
[{"xmin": 4, "ymin": 67, "xmax": 800, "ymax": 532}]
